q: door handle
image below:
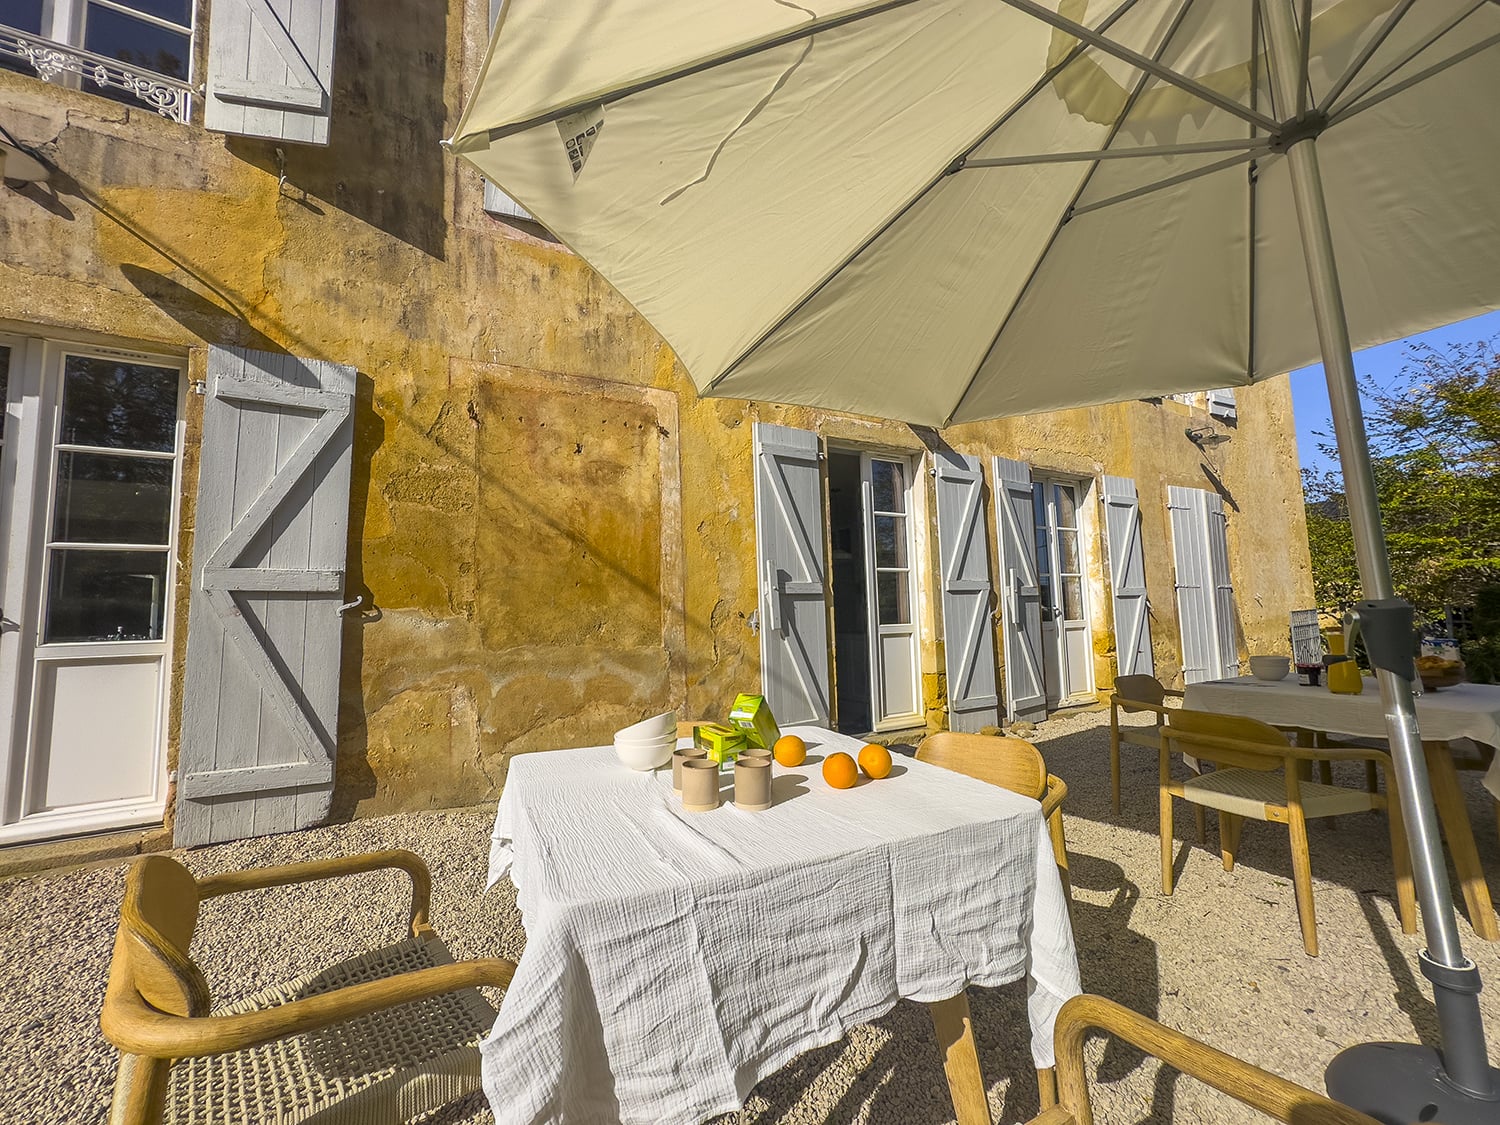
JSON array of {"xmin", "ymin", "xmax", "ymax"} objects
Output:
[{"xmin": 763, "ymin": 560, "xmax": 782, "ymax": 634}]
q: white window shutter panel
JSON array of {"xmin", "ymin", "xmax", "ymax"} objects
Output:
[
  {"xmin": 206, "ymin": 0, "xmax": 338, "ymax": 145},
  {"xmin": 933, "ymin": 451, "xmax": 999, "ymax": 732},
  {"xmin": 1101, "ymin": 476, "xmax": 1154, "ymax": 678},
  {"xmin": 1169, "ymin": 485, "xmax": 1231, "ymax": 684},
  {"xmin": 1207, "ymin": 387, "xmax": 1238, "ymax": 421},
  {"xmin": 175, "ymin": 346, "xmax": 355, "ymax": 847},
  {"xmin": 752, "ymin": 423, "xmax": 830, "ymax": 728},
  {"xmin": 992, "ymin": 457, "xmax": 1046, "ymax": 722}
]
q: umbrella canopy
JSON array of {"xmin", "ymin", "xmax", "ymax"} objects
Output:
[{"xmin": 451, "ymin": 0, "xmax": 1499, "ymax": 427}]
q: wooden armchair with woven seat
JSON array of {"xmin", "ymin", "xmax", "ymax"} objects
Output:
[
  {"xmin": 1025, "ymin": 995, "xmax": 1382, "ymax": 1125},
  {"xmin": 1160, "ymin": 710, "xmax": 1416, "ymax": 956},
  {"xmin": 101, "ymin": 849, "xmax": 515, "ymax": 1125}
]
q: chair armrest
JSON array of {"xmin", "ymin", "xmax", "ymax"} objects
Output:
[
  {"xmin": 1053, "ymin": 996, "xmax": 1381, "ymax": 1125},
  {"xmin": 1023, "ymin": 1109, "xmax": 1076, "ymax": 1125},
  {"xmin": 1282, "ymin": 746, "xmax": 1391, "ymax": 766},
  {"xmin": 1162, "ymin": 688, "xmax": 1185, "ymax": 699},
  {"xmin": 1112, "ymin": 697, "xmax": 1170, "ymax": 720},
  {"xmin": 103, "ymin": 955, "xmax": 516, "ymax": 1059},
  {"xmin": 1041, "ymin": 775, "xmax": 1067, "ymax": 819},
  {"xmin": 196, "ymin": 850, "xmax": 432, "ymax": 935}
]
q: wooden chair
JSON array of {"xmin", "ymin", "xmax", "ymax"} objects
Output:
[
  {"xmin": 1109, "ymin": 675, "xmax": 1205, "ymax": 841},
  {"xmin": 1160, "ymin": 711, "xmax": 1416, "ymax": 956},
  {"xmin": 101, "ymin": 849, "xmax": 516, "ymax": 1125},
  {"xmin": 916, "ymin": 730, "xmax": 1071, "ymax": 903},
  {"xmin": 1025, "ymin": 994, "xmax": 1383, "ymax": 1125}
]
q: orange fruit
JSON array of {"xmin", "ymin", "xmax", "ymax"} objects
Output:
[
  {"xmin": 773, "ymin": 734, "xmax": 807, "ymax": 767},
  {"xmin": 822, "ymin": 751, "xmax": 859, "ymax": 790},
  {"xmin": 858, "ymin": 743, "xmax": 893, "ymax": 780}
]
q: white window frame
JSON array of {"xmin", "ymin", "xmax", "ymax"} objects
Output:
[{"xmin": 2, "ymin": 0, "xmax": 197, "ymax": 122}]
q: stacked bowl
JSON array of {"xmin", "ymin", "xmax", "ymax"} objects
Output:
[{"xmin": 614, "ymin": 711, "xmax": 677, "ymax": 770}]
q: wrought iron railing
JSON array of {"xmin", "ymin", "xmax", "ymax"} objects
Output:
[{"xmin": 0, "ymin": 24, "xmax": 195, "ymax": 124}]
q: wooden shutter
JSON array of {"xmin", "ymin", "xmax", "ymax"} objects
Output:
[
  {"xmin": 1206, "ymin": 388, "xmax": 1238, "ymax": 422},
  {"xmin": 206, "ymin": 0, "xmax": 339, "ymax": 145},
  {"xmin": 175, "ymin": 347, "xmax": 355, "ymax": 847},
  {"xmin": 480, "ymin": 0, "xmax": 532, "ymax": 219},
  {"xmin": 933, "ymin": 452, "xmax": 999, "ymax": 732},
  {"xmin": 1168, "ymin": 485, "xmax": 1237, "ymax": 684},
  {"xmin": 752, "ymin": 423, "xmax": 830, "ymax": 728},
  {"xmin": 1101, "ymin": 475, "xmax": 1154, "ymax": 678},
  {"xmin": 992, "ymin": 457, "xmax": 1046, "ymax": 722}
]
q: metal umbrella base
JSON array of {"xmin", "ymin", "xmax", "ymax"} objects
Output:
[{"xmin": 1326, "ymin": 1044, "xmax": 1500, "ymax": 1125}]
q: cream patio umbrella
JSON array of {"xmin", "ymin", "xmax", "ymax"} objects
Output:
[{"xmin": 451, "ymin": 2, "xmax": 1500, "ymax": 1118}]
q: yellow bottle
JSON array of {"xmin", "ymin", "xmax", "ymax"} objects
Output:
[{"xmin": 1326, "ymin": 656, "xmax": 1363, "ymax": 695}]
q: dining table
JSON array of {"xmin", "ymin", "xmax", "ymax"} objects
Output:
[
  {"xmin": 479, "ymin": 725, "xmax": 1080, "ymax": 1125},
  {"xmin": 1182, "ymin": 675, "xmax": 1500, "ymax": 942}
]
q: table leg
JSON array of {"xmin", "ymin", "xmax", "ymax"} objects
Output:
[
  {"xmin": 1423, "ymin": 741, "xmax": 1499, "ymax": 942},
  {"xmin": 928, "ymin": 991, "xmax": 993, "ymax": 1125}
]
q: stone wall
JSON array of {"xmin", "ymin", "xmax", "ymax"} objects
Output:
[{"xmin": 0, "ymin": 0, "xmax": 1313, "ymax": 829}]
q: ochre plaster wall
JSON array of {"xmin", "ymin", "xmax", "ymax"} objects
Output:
[{"xmin": 0, "ymin": 1, "xmax": 1312, "ymax": 828}]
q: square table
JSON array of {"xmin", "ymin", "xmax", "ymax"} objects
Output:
[
  {"xmin": 480, "ymin": 726, "xmax": 1079, "ymax": 1125},
  {"xmin": 1182, "ymin": 676, "xmax": 1500, "ymax": 941}
]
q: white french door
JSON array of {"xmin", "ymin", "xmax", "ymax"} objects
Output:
[
  {"xmin": 0, "ymin": 336, "xmax": 185, "ymax": 844},
  {"xmin": 860, "ymin": 453, "xmax": 921, "ymax": 730},
  {"xmin": 1032, "ymin": 475, "xmax": 1094, "ymax": 706}
]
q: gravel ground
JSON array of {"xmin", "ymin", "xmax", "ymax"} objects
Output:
[{"xmin": 5, "ymin": 707, "xmax": 1499, "ymax": 1124}]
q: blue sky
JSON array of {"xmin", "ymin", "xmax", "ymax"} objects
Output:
[{"xmin": 1289, "ymin": 308, "xmax": 1500, "ymax": 477}]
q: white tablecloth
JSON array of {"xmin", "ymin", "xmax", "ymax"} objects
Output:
[
  {"xmin": 481, "ymin": 726, "xmax": 1080, "ymax": 1125},
  {"xmin": 1182, "ymin": 677, "xmax": 1500, "ymax": 799}
]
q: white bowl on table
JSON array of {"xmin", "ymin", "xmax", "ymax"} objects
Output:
[
  {"xmin": 616, "ymin": 710, "xmax": 675, "ymax": 739},
  {"xmin": 1248, "ymin": 655, "xmax": 1291, "ymax": 681},
  {"xmin": 613, "ymin": 729, "xmax": 676, "ymax": 771}
]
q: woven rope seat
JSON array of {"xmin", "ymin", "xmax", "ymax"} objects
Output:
[
  {"xmin": 1182, "ymin": 768, "xmax": 1375, "ymax": 821},
  {"xmin": 167, "ymin": 935, "xmax": 497, "ymax": 1125}
]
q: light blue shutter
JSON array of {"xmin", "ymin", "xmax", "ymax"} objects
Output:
[
  {"xmin": 934, "ymin": 452, "xmax": 999, "ymax": 732},
  {"xmin": 1102, "ymin": 476, "xmax": 1154, "ymax": 678},
  {"xmin": 481, "ymin": 0, "xmax": 533, "ymax": 220},
  {"xmin": 753, "ymin": 423, "xmax": 830, "ymax": 727},
  {"xmin": 993, "ymin": 457, "xmax": 1046, "ymax": 722},
  {"xmin": 1206, "ymin": 388, "xmax": 1238, "ymax": 421},
  {"xmin": 1169, "ymin": 486, "xmax": 1237, "ymax": 683},
  {"xmin": 205, "ymin": 0, "xmax": 338, "ymax": 145},
  {"xmin": 176, "ymin": 347, "xmax": 355, "ymax": 846}
]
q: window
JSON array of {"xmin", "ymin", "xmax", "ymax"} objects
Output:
[{"xmin": 1, "ymin": 0, "xmax": 194, "ymax": 122}]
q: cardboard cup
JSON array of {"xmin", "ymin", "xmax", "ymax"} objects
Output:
[
  {"xmin": 672, "ymin": 748, "xmax": 708, "ymax": 794},
  {"xmin": 734, "ymin": 756, "xmax": 772, "ymax": 811},
  {"xmin": 737, "ymin": 747, "xmax": 772, "ymax": 762},
  {"xmin": 680, "ymin": 759, "xmax": 721, "ymax": 812}
]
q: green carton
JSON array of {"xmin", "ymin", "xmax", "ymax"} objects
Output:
[
  {"xmin": 727, "ymin": 693, "xmax": 780, "ymax": 750},
  {"xmin": 694, "ymin": 723, "xmax": 745, "ymax": 765}
]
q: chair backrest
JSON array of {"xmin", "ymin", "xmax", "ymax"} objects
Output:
[
  {"xmin": 1112, "ymin": 674, "xmax": 1166, "ymax": 706},
  {"xmin": 104, "ymin": 855, "xmax": 211, "ymax": 1032},
  {"xmin": 1166, "ymin": 709, "xmax": 1290, "ymax": 772},
  {"xmin": 915, "ymin": 731, "xmax": 1048, "ymax": 801}
]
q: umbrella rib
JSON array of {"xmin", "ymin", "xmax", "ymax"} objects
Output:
[
  {"xmin": 963, "ymin": 139, "xmax": 1269, "ymax": 168},
  {"xmin": 703, "ymin": 0, "xmax": 1147, "ymax": 394},
  {"xmin": 476, "ymin": 0, "xmax": 926, "ymax": 142},
  {"xmin": 1325, "ymin": 0, "xmax": 1488, "ymax": 116},
  {"xmin": 1068, "ymin": 151, "xmax": 1262, "ymax": 221},
  {"xmin": 1295, "ymin": 0, "xmax": 1313, "ymax": 117},
  {"xmin": 1247, "ymin": 0, "xmax": 1262, "ymax": 389},
  {"xmin": 1328, "ymin": 28, "xmax": 1500, "ymax": 126},
  {"xmin": 994, "ymin": 0, "xmax": 1278, "ymax": 132},
  {"xmin": 945, "ymin": 0, "xmax": 1202, "ymax": 427},
  {"xmin": 1319, "ymin": 0, "xmax": 1419, "ymax": 110}
]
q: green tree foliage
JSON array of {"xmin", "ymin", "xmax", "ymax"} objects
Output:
[{"xmin": 1302, "ymin": 336, "xmax": 1500, "ymax": 624}]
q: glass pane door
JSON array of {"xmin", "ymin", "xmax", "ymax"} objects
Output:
[{"xmin": 863, "ymin": 455, "xmax": 920, "ymax": 728}]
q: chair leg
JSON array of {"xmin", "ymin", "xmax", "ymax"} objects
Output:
[
  {"xmin": 1037, "ymin": 1066, "xmax": 1057, "ymax": 1109},
  {"xmin": 1195, "ymin": 804, "xmax": 1207, "ymax": 847},
  {"xmin": 1109, "ymin": 710, "xmax": 1122, "ymax": 815},
  {"xmin": 1365, "ymin": 760, "xmax": 1379, "ymax": 795},
  {"xmin": 1384, "ymin": 781, "xmax": 1418, "ymax": 935},
  {"xmin": 1317, "ymin": 759, "xmax": 1339, "ymax": 831},
  {"xmin": 1287, "ymin": 808, "xmax": 1319, "ymax": 956},
  {"xmin": 109, "ymin": 1054, "xmax": 170, "ymax": 1125},
  {"xmin": 1219, "ymin": 812, "xmax": 1244, "ymax": 872},
  {"xmin": 1160, "ymin": 788, "xmax": 1176, "ymax": 896}
]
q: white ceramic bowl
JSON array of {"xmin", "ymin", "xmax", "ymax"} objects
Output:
[
  {"xmin": 614, "ymin": 737, "xmax": 675, "ymax": 771},
  {"xmin": 616, "ymin": 710, "xmax": 675, "ymax": 739},
  {"xmin": 1249, "ymin": 655, "xmax": 1291, "ymax": 681},
  {"xmin": 613, "ymin": 727, "xmax": 676, "ymax": 747}
]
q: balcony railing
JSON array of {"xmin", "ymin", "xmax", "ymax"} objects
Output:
[{"xmin": 1, "ymin": 24, "xmax": 195, "ymax": 124}]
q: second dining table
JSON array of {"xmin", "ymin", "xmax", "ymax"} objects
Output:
[
  {"xmin": 1183, "ymin": 675, "xmax": 1500, "ymax": 941},
  {"xmin": 480, "ymin": 725, "xmax": 1079, "ymax": 1125}
]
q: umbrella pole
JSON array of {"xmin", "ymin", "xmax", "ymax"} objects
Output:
[{"xmin": 1261, "ymin": 1, "xmax": 1498, "ymax": 1117}]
